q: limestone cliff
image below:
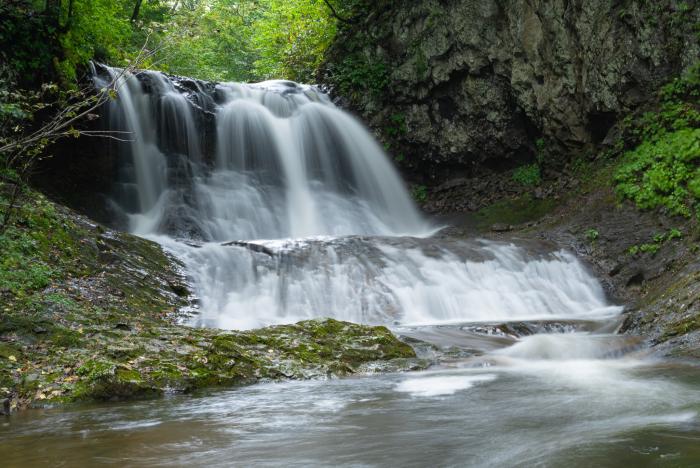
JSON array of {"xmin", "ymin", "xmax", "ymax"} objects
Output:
[{"xmin": 321, "ymin": 0, "xmax": 699, "ymax": 179}]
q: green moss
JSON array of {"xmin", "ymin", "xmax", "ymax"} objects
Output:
[
  {"xmin": 49, "ymin": 327, "xmax": 83, "ymax": 348},
  {"xmin": 148, "ymin": 364, "xmax": 183, "ymax": 386},
  {"xmin": 476, "ymin": 194, "xmax": 556, "ymax": 229},
  {"xmin": 662, "ymin": 314, "xmax": 700, "ymax": 339},
  {"xmin": 76, "ymin": 360, "xmax": 115, "ymax": 379},
  {"xmin": 0, "ymin": 189, "xmax": 97, "ymax": 299},
  {"xmin": 0, "ymin": 342, "xmax": 21, "ymax": 360},
  {"xmin": 115, "ymin": 368, "xmax": 142, "ymax": 383},
  {"xmin": 414, "ymin": 48, "xmax": 428, "ymax": 79}
]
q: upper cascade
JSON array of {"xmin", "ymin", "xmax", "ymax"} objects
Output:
[{"xmin": 92, "ymin": 65, "xmax": 429, "ymax": 241}]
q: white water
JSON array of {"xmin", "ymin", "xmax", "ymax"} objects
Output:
[
  {"xmin": 155, "ymin": 237, "xmax": 621, "ymax": 330},
  {"xmin": 92, "ymin": 65, "xmax": 624, "ymax": 330}
]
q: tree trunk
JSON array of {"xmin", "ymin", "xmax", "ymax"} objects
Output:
[{"xmin": 131, "ymin": 0, "xmax": 143, "ymax": 22}]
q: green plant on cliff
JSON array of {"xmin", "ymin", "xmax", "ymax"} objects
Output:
[
  {"xmin": 330, "ymin": 52, "xmax": 390, "ymax": 100},
  {"xmin": 627, "ymin": 228, "xmax": 683, "ymax": 256},
  {"xmin": 512, "ymin": 164, "xmax": 542, "ymax": 187},
  {"xmin": 615, "ymin": 64, "xmax": 700, "ymax": 217},
  {"xmin": 385, "ymin": 113, "xmax": 407, "ymax": 137},
  {"xmin": 585, "ymin": 228, "xmax": 599, "ymax": 241},
  {"xmin": 412, "ymin": 184, "xmax": 428, "ymax": 203},
  {"xmin": 615, "ymin": 128, "xmax": 700, "ymax": 217}
]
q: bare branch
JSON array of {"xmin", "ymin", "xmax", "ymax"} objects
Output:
[
  {"xmin": 321, "ymin": 0, "xmax": 355, "ymax": 24},
  {"xmin": 0, "ymin": 35, "xmax": 158, "ymax": 232}
]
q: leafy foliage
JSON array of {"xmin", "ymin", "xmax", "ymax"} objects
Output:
[
  {"xmin": 385, "ymin": 114, "xmax": 407, "ymax": 138},
  {"xmin": 661, "ymin": 63, "xmax": 700, "ymax": 102},
  {"xmin": 412, "ymin": 185, "xmax": 428, "ymax": 203},
  {"xmin": 248, "ymin": 0, "xmax": 337, "ymax": 82},
  {"xmin": 615, "ymin": 128, "xmax": 700, "ymax": 216},
  {"xmin": 615, "ymin": 64, "xmax": 700, "ymax": 217},
  {"xmin": 585, "ymin": 228, "xmax": 599, "ymax": 241},
  {"xmin": 627, "ymin": 228, "xmax": 683, "ymax": 256},
  {"xmin": 512, "ymin": 164, "xmax": 542, "ymax": 187},
  {"xmin": 327, "ymin": 52, "xmax": 390, "ymax": 100},
  {"xmin": 1, "ymin": 1, "xmax": 346, "ymax": 85},
  {"xmin": 0, "ymin": 1, "xmax": 59, "ymax": 85}
]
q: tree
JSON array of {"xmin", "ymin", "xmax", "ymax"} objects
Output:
[{"xmin": 0, "ymin": 41, "xmax": 157, "ymax": 232}]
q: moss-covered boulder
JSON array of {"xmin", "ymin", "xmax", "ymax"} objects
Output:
[{"xmin": 0, "ymin": 187, "xmax": 418, "ymax": 413}]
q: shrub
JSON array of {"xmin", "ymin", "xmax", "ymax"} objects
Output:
[
  {"xmin": 412, "ymin": 185, "xmax": 428, "ymax": 202},
  {"xmin": 614, "ymin": 63, "xmax": 700, "ymax": 217},
  {"xmin": 329, "ymin": 48, "xmax": 390, "ymax": 100},
  {"xmin": 615, "ymin": 128, "xmax": 700, "ymax": 217},
  {"xmin": 512, "ymin": 164, "xmax": 541, "ymax": 186},
  {"xmin": 585, "ymin": 228, "xmax": 599, "ymax": 241}
]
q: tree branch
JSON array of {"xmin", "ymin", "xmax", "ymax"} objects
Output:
[
  {"xmin": 321, "ymin": 0, "xmax": 355, "ymax": 24},
  {"xmin": 0, "ymin": 35, "xmax": 159, "ymax": 233}
]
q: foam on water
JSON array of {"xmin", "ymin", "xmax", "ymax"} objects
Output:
[{"xmin": 396, "ymin": 374, "xmax": 497, "ymax": 397}]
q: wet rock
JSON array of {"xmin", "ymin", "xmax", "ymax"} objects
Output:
[
  {"xmin": 490, "ymin": 223, "xmax": 512, "ymax": 232},
  {"xmin": 222, "ymin": 240, "xmax": 276, "ymax": 256},
  {"xmin": 322, "ymin": 1, "xmax": 699, "ymax": 179},
  {"xmin": 167, "ymin": 281, "xmax": 189, "ymax": 297},
  {"xmin": 356, "ymin": 357, "xmax": 430, "ymax": 374}
]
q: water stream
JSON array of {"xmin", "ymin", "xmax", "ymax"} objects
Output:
[{"xmin": 1, "ymin": 67, "xmax": 698, "ymax": 466}]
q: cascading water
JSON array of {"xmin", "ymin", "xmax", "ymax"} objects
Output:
[
  {"xmin": 92, "ymin": 65, "xmax": 623, "ymax": 330},
  {"xmin": 6, "ymin": 67, "xmax": 697, "ymax": 468}
]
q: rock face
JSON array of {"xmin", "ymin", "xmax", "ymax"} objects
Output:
[{"xmin": 321, "ymin": 0, "xmax": 699, "ymax": 178}]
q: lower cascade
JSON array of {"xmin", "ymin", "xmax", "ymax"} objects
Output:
[{"xmin": 92, "ymin": 65, "xmax": 622, "ymax": 330}]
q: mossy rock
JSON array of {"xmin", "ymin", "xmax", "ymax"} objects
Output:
[{"xmin": 0, "ymin": 187, "xmax": 421, "ymax": 411}]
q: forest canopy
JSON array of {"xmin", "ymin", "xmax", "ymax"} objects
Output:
[{"xmin": 0, "ymin": 0, "xmax": 363, "ymax": 86}]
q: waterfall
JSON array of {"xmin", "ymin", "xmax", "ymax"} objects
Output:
[
  {"xmin": 94, "ymin": 65, "xmax": 622, "ymax": 330},
  {"xmin": 95, "ymin": 68, "xmax": 427, "ymax": 239}
]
